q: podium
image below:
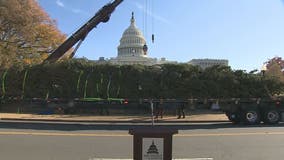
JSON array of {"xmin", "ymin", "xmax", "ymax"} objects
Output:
[{"xmin": 129, "ymin": 127, "xmax": 178, "ymax": 160}]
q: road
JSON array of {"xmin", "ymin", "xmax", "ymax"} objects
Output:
[{"xmin": 0, "ymin": 121, "xmax": 284, "ymax": 160}]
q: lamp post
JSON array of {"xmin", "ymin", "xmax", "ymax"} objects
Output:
[{"xmin": 138, "ymin": 84, "xmax": 142, "ymax": 105}]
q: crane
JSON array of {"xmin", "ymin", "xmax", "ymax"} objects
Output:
[{"xmin": 43, "ymin": 0, "xmax": 123, "ymax": 63}]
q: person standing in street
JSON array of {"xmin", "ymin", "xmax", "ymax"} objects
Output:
[
  {"xmin": 155, "ymin": 98, "xmax": 164, "ymax": 119},
  {"xmin": 177, "ymin": 100, "xmax": 185, "ymax": 119}
]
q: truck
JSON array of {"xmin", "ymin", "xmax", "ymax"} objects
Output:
[
  {"xmin": 144, "ymin": 98, "xmax": 284, "ymax": 125},
  {"xmin": 2, "ymin": 0, "xmax": 283, "ymax": 125},
  {"xmin": 220, "ymin": 98, "xmax": 283, "ymax": 125}
]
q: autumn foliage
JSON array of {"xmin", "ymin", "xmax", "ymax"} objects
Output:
[
  {"xmin": 265, "ymin": 57, "xmax": 284, "ymax": 83},
  {"xmin": 0, "ymin": 0, "xmax": 66, "ymax": 68}
]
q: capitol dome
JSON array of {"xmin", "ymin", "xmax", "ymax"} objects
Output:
[
  {"xmin": 108, "ymin": 12, "xmax": 174, "ymax": 65},
  {"xmin": 117, "ymin": 12, "xmax": 148, "ymax": 57}
]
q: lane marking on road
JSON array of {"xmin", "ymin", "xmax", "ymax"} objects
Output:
[
  {"xmin": 0, "ymin": 131, "xmax": 130, "ymax": 137},
  {"xmin": 174, "ymin": 159, "xmax": 213, "ymax": 160},
  {"xmin": 0, "ymin": 131, "xmax": 284, "ymax": 137},
  {"xmin": 89, "ymin": 158, "xmax": 213, "ymax": 160},
  {"xmin": 177, "ymin": 132, "xmax": 284, "ymax": 137}
]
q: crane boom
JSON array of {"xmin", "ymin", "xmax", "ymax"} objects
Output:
[{"xmin": 43, "ymin": 0, "xmax": 123, "ymax": 63}]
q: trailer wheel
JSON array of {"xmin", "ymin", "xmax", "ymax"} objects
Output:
[
  {"xmin": 263, "ymin": 110, "xmax": 280, "ymax": 124},
  {"xmin": 226, "ymin": 112, "xmax": 241, "ymax": 124},
  {"xmin": 242, "ymin": 109, "xmax": 261, "ymax": 125}
]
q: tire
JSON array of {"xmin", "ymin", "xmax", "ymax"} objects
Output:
[
  {"xmin": 263, "ymin": 110, "xmax": 281, "ymax": 124},
  {"xmin": 242, "ymin": 109, "xmax": 261, "ymax": 125},
  {"xmin": 226, "ymin": 112, "xmax": 241, "ymax": 124}
]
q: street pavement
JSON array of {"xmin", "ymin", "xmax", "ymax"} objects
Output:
[
  {"xmin": 0, "ymin": 112, "xmax": 228, "ymax": 123},
  {"xmin": 0, "ymin": 121, "xmax": 284, "ymax": 160}
]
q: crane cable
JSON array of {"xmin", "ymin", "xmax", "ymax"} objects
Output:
[
  {"xmin": 144, "ymin": 0, "xmax": 148, "ymax": 39},
  {"xmin": 142, "ymin": 0, "xmax": 155, "ymax": 55},
  {"xmin": 151, "ymin": 0, "xmax": 155, "ymax": 43},
  {"xmin": 145, "ymin": 0, "xmax": 154, "ymax": 43}
]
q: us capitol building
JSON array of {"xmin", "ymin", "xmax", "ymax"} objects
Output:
[
  {"xmin": 96, "ymin": 13, "xmax": 228, "ymax": 68},
  {"xmin": 108, "ymin": 13, "xmax": 174, "ymax": 65}
]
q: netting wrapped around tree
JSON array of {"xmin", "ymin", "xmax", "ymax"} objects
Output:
[{"xmin": 0, "ymin": 59, "xmax": 283, "ymax": 100}]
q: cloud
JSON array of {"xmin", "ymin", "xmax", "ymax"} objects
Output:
[
  {"xmin": 56, "ymin": 0, "xmax": 65, "ymax": 8},
  {"xmin": 55, "ymin": 0, "xmax": 88, "ymax": 16},
  {"xmin": 71, "ymin": 9, "xmax": 88, "ymax": 15},
  {"xmin": 71, "ymin": 9, "xmax": 82, "ymax": 13},
  {"xmin": 134, "ymin": 2, "xmax": 144, "ymax": 10},
  {"xmin": 132, "ymin": 2, "xmax": 171, "ymax": 24}
]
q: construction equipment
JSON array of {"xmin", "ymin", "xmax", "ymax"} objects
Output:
[{"xmin": 43, "ymin": 0, "xmax": 123, "ymax": 63}]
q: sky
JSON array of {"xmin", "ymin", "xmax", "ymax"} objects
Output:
[{"xmin": 37, "ymin": 0, "xmax": 284, "ymax": 71}]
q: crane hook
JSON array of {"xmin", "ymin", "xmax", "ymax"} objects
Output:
[{"xmin": 143, "ymin": 44, "xmax": 148, "ymax": 55}]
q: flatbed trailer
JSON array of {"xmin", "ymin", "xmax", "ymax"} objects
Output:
[
  {"xmin": 1, "ymin": 97, "xmax": 283, "ymax": 125},
  {"xmin": 149, "ymin": 98, "xmax": 284, "ymax": 125},
  {"xmin": 219, "ymin": 98, "xmax": 284, "ymax": 124}
]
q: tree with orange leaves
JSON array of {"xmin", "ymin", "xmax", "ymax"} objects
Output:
[
  {"xmin": 0, "ymin": 0, "xmax": 66, "ymax": 68},
  {"xmin": 265, "ymin": 57, "xmax": 284, "ymax": 83}
]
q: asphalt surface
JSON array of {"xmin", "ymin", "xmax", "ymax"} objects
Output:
[{"xmin": 0, "ymin": 121, "xmax": 284, "ymax": 160}]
